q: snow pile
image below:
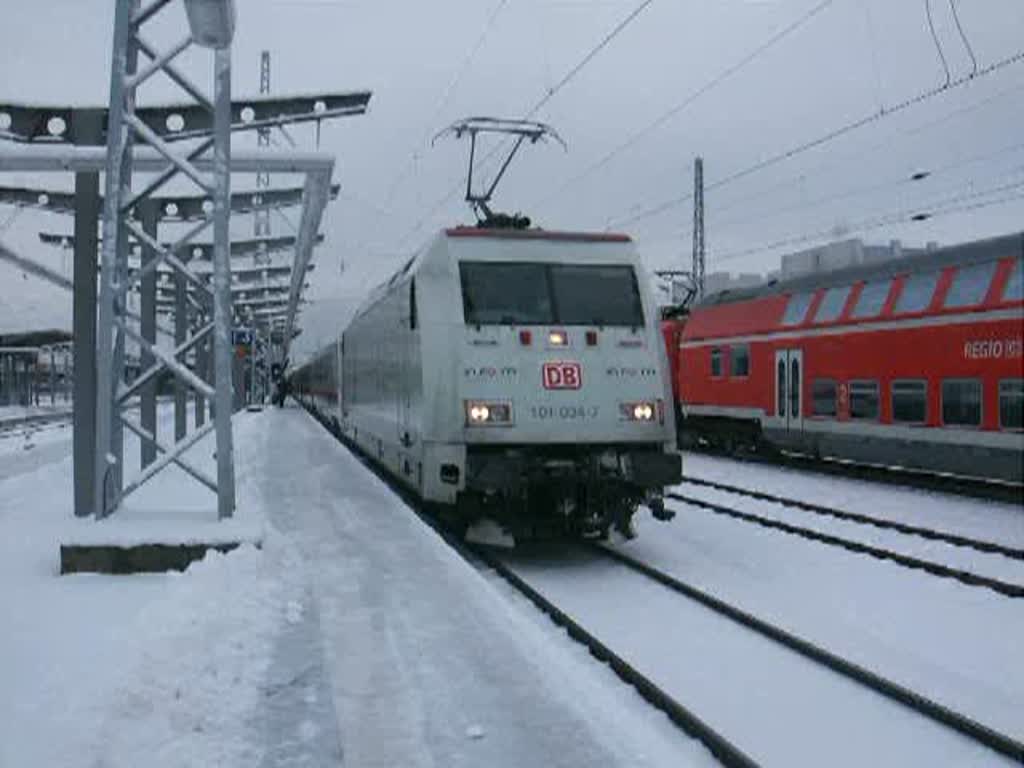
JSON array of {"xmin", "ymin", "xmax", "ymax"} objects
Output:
[
  {"xmin": 0, "ymin": 418, "xmax": 304, "ymax": 768},
  {"xmin": 81, "ymin": 534, "xmax": 301, "ymax": 768},
  {"xmin": 10, "ymin": 531, "xmax": 303, "ymax": 768}
]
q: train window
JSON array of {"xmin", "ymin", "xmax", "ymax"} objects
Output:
[
  {"xmin": 776, "ymin": 359, "xmax": 786, "ymax": 417},
  {"xmin": 781, "ymin": 292, "xmax": 813, "ymax": 325},
  {"xmin": 894, "ymin": 271, "xmax": 939, "ymax": 314},
  {"xmin": 730, "ymin": 345, "xmax": 749, "ymax": 377},
  {"xmin": 549, "ymin": 264, "xmax": 645, "ymax": 327},
  {"xmin": 944, "ymin": 261, "xmax": 997, "ymax": 308},
  {"xmin": 409, "ymin": 279, "xmax": 417, "ymax": 330},
  {"xmin": 459, "ymin": 262, "xmax": 555, "ymax": 325},
  {"xmin": 789, "ymin": 358, "xmax": 800, "ymax": 418},
  {"xmin": 813, "ymin": 286, "xmax": 850, "ymax": 323},
  {"xmin": 849, "ymin": 380, "xmax": 880, "ymax": 420},
  {"xmin": 811, "ymin": 379, "xmax": 837, "ymax": 417},
  {"xmin": 711, "ymin": 347, "xmax": 723, "ymax": 377},
  {"xmin": 1003, "ymin": 259, "xmax": 1023, "ymax": 302},
  {"xmin": 942, "ymin": 379, "xmax": 982, "ymax": 427},
  {"xmin": 892, "ymin": 380, "xmax": 927, "ymax": 424},
  {"xmin": 1000, "ymin": 380, "xmax": 1023, "ymax": 429},
  {"xmin": 852, "ymin": 279, "xmax": 891, "ymax": 318}
]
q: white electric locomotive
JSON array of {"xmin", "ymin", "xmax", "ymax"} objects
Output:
[{"xmin": 294, "ymin": 225, "xmax": 682, "ymax": 538}]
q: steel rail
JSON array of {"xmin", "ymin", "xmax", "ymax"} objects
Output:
[
  {"xmin": 470, "ymin": 545, "xmax": 761, "ymax": 768},
  {"xmin": 294, "ymin": 398, "xmax": 761, "ymax": 768},
  {"xmin": 668, "ymin": 492, "xmax": 1024, "ymax": 599},
  {"xmin": 686, "ymin": 442, "xmax": 1023, "ymax": 505},
  {"xmin": 679, "ymin": 476, "xmax": 1024, "ymax": 560},
  {"xmin": 0, "ymin": 411, "xmax": 73, "ymax": 435},
  {"xmin": 593, "ymin": 544, "xmax": 1024, "ymax": 763}
]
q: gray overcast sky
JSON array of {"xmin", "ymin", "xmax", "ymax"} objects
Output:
[{"xmin": 1, "ymin": 0, "xmax": 1023, "ymax": 359}]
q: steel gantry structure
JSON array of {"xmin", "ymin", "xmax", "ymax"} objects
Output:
[{"xmin": 0, "ymin": 0, "xmax": 370, "ymax": 522}]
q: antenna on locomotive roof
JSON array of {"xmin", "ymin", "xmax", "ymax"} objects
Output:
[{"xmin": 432, "ymin": 117, "xmax": 567, "ymax": 229}]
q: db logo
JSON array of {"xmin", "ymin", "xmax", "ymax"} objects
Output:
[{"xmin": 542, "ymin": 361, "xmax": 582, "ymax": 390}]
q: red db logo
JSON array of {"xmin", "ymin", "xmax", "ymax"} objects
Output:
[{"xmin": 542, "ymin": 361, "xmax": 582, "ymax": 390}]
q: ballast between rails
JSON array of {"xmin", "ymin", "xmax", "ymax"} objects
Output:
[
  {"xmin": 667, "ymin": 492, "xmax": 1024, "ymax": 599},
  {"xmin": 679, "ymin": 475, "xmax": 1024, "ymax": 560},
  {"xmin": 295, "ymin": 396, "xmax": 759, "ymax": 768}
]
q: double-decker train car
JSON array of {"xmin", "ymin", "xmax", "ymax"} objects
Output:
[
  {"xmin": 294, "ymin": 226, "xmax": 682, "ymax": 537},
  {"xmin": 671, "ymin": 232, "xmax": 1024, "ymax": 483}
]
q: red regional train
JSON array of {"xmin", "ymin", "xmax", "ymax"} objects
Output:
[{"xmin": 663, "ymin": 232, "xmax": 1024, "ymax": 483}]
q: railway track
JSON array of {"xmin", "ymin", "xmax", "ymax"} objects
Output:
[
  {"xmin": 590, "ymin": 543, "xmax": 1024, "ymax": 764},
  {"xmin": 0, "ymin": 410, "xmax": 72, "ymax": 437},
  {"xmin": 296, "ymin": 401, "xmax": 759, "ymax": 766},
  {"xmin": 679, "ymin": 476, "xmax": 1024, "ymax": 560},
  {"xmin": 667, "ymin": 490, "xmax": 1024, "ymax": 599},
  {"xmin": 299, "ymin": 399, "xmax": 1024, "ymax": 765},
  {"xmin": 687, "ymin": 442, "xmax": 1024, "ymax": 506}
]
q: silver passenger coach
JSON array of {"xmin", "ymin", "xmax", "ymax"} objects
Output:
[{"xmin": 295, "ymin": 226, "xmax": 681, "ymax": 538}]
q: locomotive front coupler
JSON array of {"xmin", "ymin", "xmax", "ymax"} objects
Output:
[{"xmin": 646, "ymin": 492, "xmax": 675, "ymax": 522}]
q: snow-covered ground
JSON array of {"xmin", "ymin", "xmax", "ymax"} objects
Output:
[
  {"xmin": 608, "ymin": 493, "xmax": 1024, "ymax": 748},
  {"xmin": 499, "ymin": 547, "xmax": 1018, "ymax": 766},
  {"xmin": 0, "ymin": 406, "xmax": 719, "ymax": 767},
  {"xmin": 0, "ymin": 406, "xmax": 295, "ymax": 767}
]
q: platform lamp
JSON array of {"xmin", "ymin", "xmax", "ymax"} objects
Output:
[{"xmin": 184, "ymin": 0, "xmax": 237, "ymax": 49}]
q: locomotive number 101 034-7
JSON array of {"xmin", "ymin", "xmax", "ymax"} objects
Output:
[{"xmin": 530, "ymin": 404, "xmax": 599, "ymax": 420}]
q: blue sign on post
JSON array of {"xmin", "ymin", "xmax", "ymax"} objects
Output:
[{"xmin": 232, "ymin": 328, "xmax": 253, "ymax": 346}]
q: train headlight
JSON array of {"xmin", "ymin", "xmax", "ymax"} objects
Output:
[
  {"xmin": 620, "ymin": 400, "xmax": 661, "ymax": 423},
  {"xmin": 548, "ymin": 330, "xmax": 568, "ymax": 347},
  {"xmin": 465, "ymin": 400, "xmax": 514, "ymax": 426}
]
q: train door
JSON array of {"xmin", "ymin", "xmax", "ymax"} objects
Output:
[
  {"xmin": 398, "ymin": 280, "xmax": 416, "ymax": 450},
  {"xmin": 774, "ymin": 349, "xmax": 804, "ymax": 431}
]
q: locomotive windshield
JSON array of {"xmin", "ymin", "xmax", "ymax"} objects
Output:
[
  {"xmin": 460, "ymin": 262, "xmax": 555, "ymax": 324},
  {"xmin": 460, "ymin": 261, "xmax": 644, "ymax": 327}
]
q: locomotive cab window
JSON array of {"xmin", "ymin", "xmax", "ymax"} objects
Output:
[
  {"xmin": 944, "ymin": 261, "xmax": 997, "ymax": 308},
  {"xmin": 781, "ymin": 292, "xmax": 814, "ymax": 325},
  {"xmin": 460, "ymin": 262, "xmax": 554, "ymax": 325},
  {"xmin": 852, "ymin": 279, "xmax": 891, "ymax": 318},
  {"xmin": 942, "ymin": 379, "xmax": 982, "ymax": 427},
  {"xmin": 730, "ymin": 345, "xmax": 749, "ymax": 377},
  {"xmin": 711, "ymin": 347, "xmax": 723, "ymax": 377},
  {"xmin": 1000, "ymin": 379, "xmax": 1023, "ymax": 430},
  {"xmin": 892, "ymin": 380, "xmax": 927, "ymax": 424},
  {"xmin": 894, "ymin": 271, "xmax": 940, "ymax": 314},
  {"xmin": 811, "ymin": 379, "xmax": 837, "ymax": 417},
  {"xmin": 1003, "ymin": 258, "xmax": 1023, "ymax": 302},
  {"xmin": 459, "ymin": 261, "xmax": 643, "ymax": 327},
  {"xmin": 549, "ymin": 264, "xmax": 645, "ymax": 327},
  {"xmin": 813, "ymin": 286, "xmax": 850, "ymax": 323},
  {"xmin": 849, "ymin": 380, "xmax": 880, "ymax": 420}
]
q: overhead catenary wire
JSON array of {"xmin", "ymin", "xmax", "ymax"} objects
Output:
[
  {"xmin": 607, "ymin": 45, "xmax": 1024, "ymax": 231},
  {"xmin": 925, "ymin": 0, "xmax": 952, "ymax": 87},
  {"xmin": 691, "ymin": 78, "xmax": 1024, "ymax": 227},
  {"xmin": 709, "ymin": 139, "xmax": 1024, "ymax": 233},
  {"xmin": 380, "ymin": 0, "xmax": 512, "ymax": 213},
  {"xmin": 948, "ymin": 0, "xmax": 979, "ymax": 76},
  {"xmin": 708, "ymin": 177, "xmax": 1024, "ymax": 264},
  {"xmin": 390, "ymin": 0, "xmax": 657, "ymax": 251},
  {"xmin": 536, "ymin": 0, "xmax": 839, "ymax": 209}
]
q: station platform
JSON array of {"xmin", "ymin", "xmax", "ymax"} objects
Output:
[{"xmin": 249, "ymin": 404, "xmax": 704, "ymax": 768}]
